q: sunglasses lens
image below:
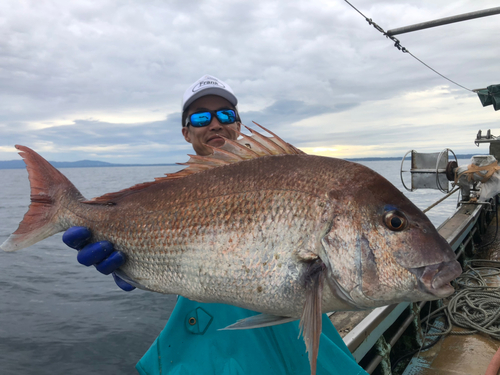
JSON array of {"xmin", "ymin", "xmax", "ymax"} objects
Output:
[
  {"xmin": 189, "ymin": 109, "xmax": 237, "ymax": 127},
  {"xmin": 190, "ymin": 112, "xmax": 212, "ymax": 127},
  {"xmin": 216, "ymin": 109, "xmax": 236, "ymax": 124}
]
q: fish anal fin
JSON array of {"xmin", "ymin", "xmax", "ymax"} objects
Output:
[
  {"xmin": 221, "ymin": 314, "xmax": 297, "ymax": 330},
  {"xmin": 299, "ymin": 260, "xmax": 325, "ymax": 375},
  {"xmin": 113, "ymin": 270, "xmax": 154, "ymax": 291}
]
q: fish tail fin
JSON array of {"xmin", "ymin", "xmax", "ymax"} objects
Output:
[{"xmin": 0, "ymin": 145, "xmax": 84, "ymax": 252}]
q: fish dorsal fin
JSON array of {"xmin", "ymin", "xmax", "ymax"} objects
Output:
[
  {"xmin": 82, "ymin": 123, "xmax": 303, "ymax": 205},
  {"xmin": 249, "ymin": 122, "xmax": 303, "ymax": 155}
]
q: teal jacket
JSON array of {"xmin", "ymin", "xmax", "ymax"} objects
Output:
[{"xmin": 136, "ymin": 297, "xmax": 367, "ymax": 375}]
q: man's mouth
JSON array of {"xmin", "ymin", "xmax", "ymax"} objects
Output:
[{"xmin": 207, "ymin": 136, "xmax": 225, "ymax": 147}]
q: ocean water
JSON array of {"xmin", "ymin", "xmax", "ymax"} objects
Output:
[{"xmin": 0, "ymin": 160, "xmax": 464, "ymax": 374}]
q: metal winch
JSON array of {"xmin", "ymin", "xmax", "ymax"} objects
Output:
[
  {"xmin": 401, "ymin": 130, "xmax": 500, "ymax": 202},
  {"xmin": 400, "ymin": 149, "xmax": 458, "ymax": 193}
]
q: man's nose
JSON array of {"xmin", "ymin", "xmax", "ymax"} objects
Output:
[{"xmin": 208, "ymin": 117, "xmax": 223, "ymax": 130}]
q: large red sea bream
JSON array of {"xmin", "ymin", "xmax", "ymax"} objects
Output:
[{"xmin": 1, "ymin": 125, "xmax": 462, "ymax": 375}]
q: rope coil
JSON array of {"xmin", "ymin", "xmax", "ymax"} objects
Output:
[{"xmin": 424, "ymin": 261, "xmax": 500, "ymax": 339}]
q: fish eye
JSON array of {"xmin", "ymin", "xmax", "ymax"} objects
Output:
[{"xmin": 383, "ymin": 211, "xmax": 407, "ymax": 231}]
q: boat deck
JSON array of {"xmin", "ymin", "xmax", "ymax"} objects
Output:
[
  {"xmin": 402, "ymin": 326, "xmax": 498, "ymax": 375},
  {"xmin": 402, "ymin": 214, "xmax": 500, "ymax": 375}
]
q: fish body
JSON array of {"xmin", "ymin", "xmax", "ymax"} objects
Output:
[{"xmin": 1, "ymin": 126, "xmax": 462, "ymax": 374}]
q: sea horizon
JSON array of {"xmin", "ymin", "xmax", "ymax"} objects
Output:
[{"xmin": 0, "ymin": 154, "xmax": 482, "ymax": 170}]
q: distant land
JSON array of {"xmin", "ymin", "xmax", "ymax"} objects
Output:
[
  {"xmin": 346, "ymin": 154, "xmax": 482, "ymax": 162},
  {"xmin": 0, "ymin": 154, "xmax": 484, "ymax": 170},
  {"xmin": 0, "ymin": 159, "xmax": 175, "ymax": 170}
]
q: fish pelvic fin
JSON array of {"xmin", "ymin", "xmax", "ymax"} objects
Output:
[
  {"xmin": 82, "ymin": 123, "xmax": 304, "ymax": 205},
  {"xmin": 299, "ymin": 260, "xmax": 325, "ymax": 375},
  {"xmin": 220, "ymin": 314, "xmax": 297, "ymax": 330},
  {"xmin": 0, "ymin": 145, "xmax": 84, "ymax": 252}
]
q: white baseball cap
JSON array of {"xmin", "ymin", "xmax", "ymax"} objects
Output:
[{"xmin": 182, "ymin": 74, "xmax": 238, "ymax": 112}]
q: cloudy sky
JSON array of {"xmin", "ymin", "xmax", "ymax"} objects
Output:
[{"xmin": 1, "ymin": 0, "xmax": 499, "ymax": 164}]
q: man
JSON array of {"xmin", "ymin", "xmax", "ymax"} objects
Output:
[{"xmin": 63, "ymin": 75, "xmax": 367, "ymax": 375}]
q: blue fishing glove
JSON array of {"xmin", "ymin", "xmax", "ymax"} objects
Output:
[{"xmin": 62, "ymin": 226, "xmax": 135, "ymax": 291}]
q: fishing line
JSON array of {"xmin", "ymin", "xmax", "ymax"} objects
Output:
[{"xmin": 343, "ymin": 0, "xmax": 474, "ymax": 93}]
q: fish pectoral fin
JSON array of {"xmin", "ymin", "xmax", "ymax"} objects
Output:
[
  {"xmin": 299, "ymin": 260, "xmax": 326, "ymax": 375},
  {"xmin": 220, "ymin": 314, "xmax": 297, "ymax": 330},
  {"xmin": 113, "ymin": 270, "xmax": 153, "ymax": 292}
]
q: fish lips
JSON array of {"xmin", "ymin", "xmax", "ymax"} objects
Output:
[{"xmin": 408, "ymin": 260, "xmax": 462, "ymax": 298}]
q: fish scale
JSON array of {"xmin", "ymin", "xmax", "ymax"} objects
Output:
[
  {"xmin": 62, "ymin": 159, "xmax": 327, "ymax": 314},
  {"xmin": 1, "ymin": 126, "xmax": 463, "ymax": 375}
]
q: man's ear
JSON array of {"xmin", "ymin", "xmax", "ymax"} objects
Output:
[
  {"xmin": 182, "ymin": 127, "xmax": 192, "ymax": 143},
  {"xmin": 236, "ymin": 122, "xmax": 241, "ymax": 132}
]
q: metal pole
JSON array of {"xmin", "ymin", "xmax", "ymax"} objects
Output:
[{"xmin": 387, "ymin": 6, "xmax": 500, "ymax": 36}]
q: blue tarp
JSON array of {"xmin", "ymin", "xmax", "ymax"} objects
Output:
[{"xmin": 136, "ymin": 297, "xmax": 367, "ymax": 375}]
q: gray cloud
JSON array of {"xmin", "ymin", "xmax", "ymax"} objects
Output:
[
  {"xmin": 241, "ymin": 99, "xmax": 358, "ymax": 127},
  {"xmin": 1, "ymin": 0, "xmax": 499, "ymax": 162}
]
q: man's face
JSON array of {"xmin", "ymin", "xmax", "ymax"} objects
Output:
[{"xmin": 182, "ymin": 95, "xmax": 241, "ymax": 156}]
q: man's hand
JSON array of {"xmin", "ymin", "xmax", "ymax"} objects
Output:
[{"xmin": 62, "ymin": 226, "xmax": 136, "ymax": 291}]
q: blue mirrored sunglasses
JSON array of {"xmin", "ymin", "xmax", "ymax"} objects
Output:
[{"xmin": 188, "ymin": 109, "xmax": 237, "ymax": 127}]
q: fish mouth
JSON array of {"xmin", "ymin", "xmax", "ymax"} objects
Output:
[{"xmin": 409, "ymin": 260, "xmax": 462, "ymax": 298}]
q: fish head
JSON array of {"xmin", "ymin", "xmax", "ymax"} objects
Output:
[{"xmin": 320, "ymin": 163, "xmax": 462, "ymax": 309}]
